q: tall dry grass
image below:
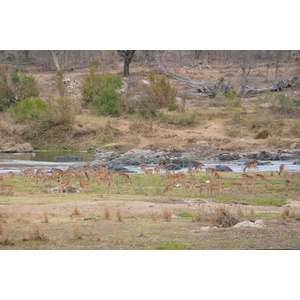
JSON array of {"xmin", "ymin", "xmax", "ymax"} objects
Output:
[
  {"xmin": 161, "ymin": 209, "xmax": 172, "ymax": 222},
  {"xmin": 72, "ymin": 224, "xmax": 81, "ymax": 239},
  {"xmin": 27, "ymin": 225, "xmax": 45, "ymax": 240},
  {"xmin": 104, "ymin": 207, "xmax": 111, "ymax": 220},
  {"xmin": 116, "ymin": 209, "xmax": 123, "ymax": 222}
]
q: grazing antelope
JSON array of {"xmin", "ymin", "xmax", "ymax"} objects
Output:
[
  {"xmin": 278, "ymin": 164, "xmax": 285, "ymax": 176},
  {"xmin": 205, "ymin": 167, "xmax": 216, "ymax": 175},
  {"xmin": 242, "ymin": 174, "xmax": 255, "ymax": 181},
  {"xmin": 194, "ymin": 163, "xmax": 203, "ymax": 171},
  {"xmin": 230, "ymin": 182, "xmax": 244, "ymax": 191},
  {"xmin": 154, "ymin": 164, "xmax": 164, "ymax": 173},
  {"xmin": 198, "ymin": 183, "xmax": 212, "ymax": 196},
  {"xmin": 255, "ymin": 173, "xmax": 266, "ymax": 181},
  {"xmin": 243, "ymin": 182, "xmax": 255, "ymax": 193},
  {"xmin": 144, "ymin": 169, "xmax": 153, "ymax": 176},
  {"xmin": 163, "ymin": 183, "xmax": 174, "ymax": 199},
  {"xmin": 213, "ymin": 171, "xmax": 221, "ymax": 179},
  {"xmin": 21, "ymin": 168, "xmax": 35, "ymax": 182},
  {"xmin": 6, "ymin": 171, "xmax": 16, "ymax": 177},
  {"xmin": 243, "ymin": 161, "xmax": 258, "ymax": 173},
  {"xmin": 185, "ymin": 180, "xmax": 195, "ymax": 191},
  {"xmin": 115, "ymin": 172, "xmax": 132, "ymax": 183}
]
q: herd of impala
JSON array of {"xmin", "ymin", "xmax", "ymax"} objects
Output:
[{"xmin": 0, "ymin": 160, "xmax": 299, "ymax": 197}]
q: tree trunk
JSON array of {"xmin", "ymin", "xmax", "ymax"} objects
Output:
[{"xmin": 124, "ymin": 59, "xmax": 130, "ymax": 76}]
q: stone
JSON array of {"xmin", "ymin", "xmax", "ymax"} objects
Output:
[
  {"xmin": 200, "ymin": 226, "xmax": 210, "ymax": 232},
  {"xmin": 290, "ymin": 143, "xmax": 300, "ymax": 149},
  {"xmin": 215, "ymin": 165, "xmax": 233, "ymax": 172}
]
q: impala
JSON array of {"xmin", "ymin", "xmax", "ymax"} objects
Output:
[
  {"xmin": 255, "ymin": 173, "xmax": 266, "ymax": 180},
  {"xmin": 205, "ymin": 167, "xmax": 215, "ymax": 175},
  {"xmin": 194, "ymin": 163, "xmax": 203, "ymax": 171},
  {"xmin": 242, "ymin": 174, "xmax": 255, "ymax": 181},
  {"xmin": 144, "ymin": 169, "xmax": 153, "ymax": 175},
  {"xmin": 79, "ymin": 181, "xmax": 91, "ymax": 192},
  {"xmin": 21, "ymin": 168, "xmax": 35, "ymax": 182},
  {"xmin": 115, "ymin": 171, "xmax": 132, "ymax": 183},
  {"xmin": 230, "ymin": 182, "xmax": 244, "ymax": 191},
  {"xmin": 154, "ymin": 164, "xmax": 164, "ymax": 173},
  {"xmin": 243, "ymin": 161, "xmax": 258, "ymax": 172},
  {"xmin": 278, "ymin": 164, "xmax": 285, "ymax": 176}
]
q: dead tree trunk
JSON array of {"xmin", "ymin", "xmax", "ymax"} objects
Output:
[
  {"xmin": 237, "ymin": 76, "xmax": 300, "ymax": 97},
  {"xmin": 154, "ymin": 54, "xmax": 231, "ymax": 97}
]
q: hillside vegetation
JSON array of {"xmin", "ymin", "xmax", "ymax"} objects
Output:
[{"xmin": 1, "ymin": 50, "xmax": 300, "ymax": 152}]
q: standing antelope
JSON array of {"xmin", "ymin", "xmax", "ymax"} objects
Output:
[
  {"xmin": 154, "ymin": 164, "xmax": 164, "ymax": 173},
  {"xmin": 278, "ymin": 164, "xmax": 285, "ymax": 176},
  {"xmin": 243, "ymin": 161, "xmax": 258, "ymax": 173},
  {"xmin": 194, "ymin": 163, "xmax": 203, "ymax": 171},
  {"xmin": 205, "ymin": 167, "xmax": 216, "ymax": 175}
]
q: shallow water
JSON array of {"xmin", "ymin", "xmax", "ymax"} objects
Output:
[{"xmin": 0, "ymin": 152, "xmax": 298, "ymax": 174}]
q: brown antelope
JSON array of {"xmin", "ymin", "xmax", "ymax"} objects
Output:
[
  {"xmin": 205, "ymin": 167, "xmax": 216, "ymax": 175},
  {"xmin": 278, "ymin": 164, "xmax": 285, "ymax": 176},
  {"xmin": 255, "ymin": 173, "xmax": 266, "ymax": 181},
  {"xmin": 115, "ymin": 172, "xmax": 132, "ymax": 183},
  {"xmin": 60, "ymin": 180, "xmax": 71, "ymax": 192},
  {"xmin": 243, "ymin": 161, "xmax": 258, "ymax": 172},
  {"xmin": 35, "ymin": 168, "xmax": 45, "ymax": 176},
  {"xmin": 144, "ymin": 169, "xmax": 153, "ymax": 176},
  {"xmin": 187, "ymin": 168, "xmax": 194, "ymax": 176},
  {"xmin": 35, "ymin": 175, "xmax": 47, "ymax": 186},
  {"xmin": 285, "ymin": 179, "xmax": 291, "ymax": 190},
  {"xmin": 213, "ymin": 171, "xmax": 221, "ymax": 179},
  {"xmin": 243, "ymin": 182, "xmax": 255, "ymax": 193},
  {"xmin": 21, "ymin": 168, "xmax": 35, "ymax": 182},
  {"xmin": 79, "ymin": 181, "xmax": 91, "ymax": 192},
  {"xmin": 185, "ymin": 180, "xmax": 195, "ymax": 191},
  {"xmin": 194, "ymin": 163, "xmax": 203, "ymax": 171},
  {"xmin": 6, "ymin": 171, "xmax": 16, "ymax": 177},
  {"xmin": 163, "ymin": 183, "xmax": 173, "ymax": 198},
  {"xmin": 242, "ymin": 174, "xmax": 255, "ymax": 181},
  {"xmin": 230, "ymin": 182, "xmax": 244, "ymax": 191},
  {"xmin": 198, "ymin": 183, "xmax": 212, "ymax": 196},
  {"xmin": 154, "ymin": 164, "xmax": 164, "ymax": 173},
  {"xmin": 0, "ymin": 184, "xmax": 14, "ymax": 195},
  {"xmin": 0, "ymin": 175, "xmax": 3, "ymax": 181}
]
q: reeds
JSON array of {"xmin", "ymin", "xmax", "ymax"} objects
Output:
[
  {"xmin": 27, "ymin": 225, "xmax": 45, "ymax": 240},
  {"xmin": 72, "ymin": 224, "xmax": 81, "ymax": 239},
  {"xmin": 41, "ymin": 210, "xmax": 49, "ymax": 223},
  {"xmin": 116, "ymin": 209, "xmax": 123, "ymax": 222},
  {"xmin": 280, "ymin": 208, "xmax": 290, "ymax": 220}
]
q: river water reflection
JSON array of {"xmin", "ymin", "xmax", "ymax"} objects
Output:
[{"xmin": 0, "ymin": 151, "xmax": 299, "ymax": 174}]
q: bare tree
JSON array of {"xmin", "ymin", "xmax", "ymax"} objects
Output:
[{"xmin": 117, "ymin": 50, "xmax": 136, "ymax": 76}]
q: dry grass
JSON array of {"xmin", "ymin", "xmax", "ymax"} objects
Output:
[
  {"xmin": 114, "ymin": 232, "xmax": 124, "ymax": 245},
  {"xmin": 95, "ymin": 233, "xmax": 102, "ymax": 242},
  {"xmin": 104, "ymin": 207, "xmax": 111, "ymax": 220},
  {"xmin": 150, "ymin": 211, "xmax": 158, "ymax": 222},
  {"xmin": 27, "ymin": 225, "xmax": 46, "ymax": 240},
  {"xmin": 72, "ymin": 224, "xmax": 81, "ymax": 239},
  {"xmin": 161, "ymin": 209, "xmax": 172, "ymax": 222},
  {"xmin": 72, "ymin": 203, "xmax": 80, "ymax": 216},
  {"xmin": 116, "ymin": 209, "xmax": 123, "ymax": 222},
  {"xmin": 280, "ymin": 208, "xmax": 290, "ymax": 220},
  {"xmin": 1, "ymin": 224, "xmax": 14, "ymax": 242},
  {"xmin": 41, "ymin": 210, "xmax": 49, "ymax": 223},
  {"xmin": 236, "ymin": 207, "xmax": 245, "ymax": 221}
]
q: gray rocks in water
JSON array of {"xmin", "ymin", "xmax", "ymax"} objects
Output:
[
  {"xmin": 215, "ymin": 165, "xmax": 233, "ymax": 172},
  {"xmin": 217, "ymin": 153, "xmax": 240, "ymax": 161},
  {"xmin": 164, "ymin": 163, "xmax": 182, "ymax": 171},
  {"xmin": 293, "ymin": 160, "xmax": 300, "ymax": 165},
  {"xmin": 54, "ymin": 155, "xmax": 83, "ymax": 161}
]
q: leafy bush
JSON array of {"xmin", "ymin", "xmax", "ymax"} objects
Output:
[
  {"xmin": 0, "ymin": 68, "xmax": 38, "ymax": 110},
  {"xmin": 51, "ymin": 96, "xmax": 76, "ymax": 128},
  {"xmin": 13, "ymin": 98, "xmax": 49, "ymax": 122},
  {"xmin": 81, "ymin": 62, "xmax": 122, "ymax": 104},
  {"xmin": 167, "ymin": 103, "xmax": 179, "ymax": 111},
  {"xmin": 225, "ymin": 89, "xmax": 237, "ymax": 100},
  {"xmin": 92, "ymin": 86, "xmax": 124, "ymax": 116}
]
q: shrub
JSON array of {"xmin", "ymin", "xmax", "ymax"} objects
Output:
[
  {"xmin": 137, "ymin": 70, "xmax": 178, "ymax": 117},
  {"xmin": 167, "ymin": 103, "xmax": 179, "ymax": 111},
  {"xmin": 154, "ymin": 241, "xmax": 189, "ymax": 250},
  {"xmin": 158, "ymin": 111, "xmax": 198, "ymax": 127},
  {"xmin": 225, "ymin": 89, "xmax": 237, "ymax": 100},
  {"xmin": 92, "ymin": 86, "xmax": 124, "ymax": 116},
  {"xmin": 13, "ymin": 98, "xmax": 49, "ymax": 122},
  {"xmin": 254, "ymin": 129, "xmax": 270, "ymax": 139},
  {"xmin": 81, "ymin": 61, "xmax": 122, "ymax": 104}
]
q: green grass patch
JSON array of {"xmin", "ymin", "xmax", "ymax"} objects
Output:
[{"xmin": 154, "ymin": 241, "xmax": 190, "ymax": 250}]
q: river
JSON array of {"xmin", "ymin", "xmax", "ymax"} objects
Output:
[{"xmin": 0, "ymin": 151, "xmax": 299, "ymax": 174}]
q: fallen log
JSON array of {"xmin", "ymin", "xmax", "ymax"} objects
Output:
[
  {"xmin": 238, "ymin": 76, "xmax": 300, "ymax": 97},
  {"xmin": 154, "ymin": 54, "xmax": 232, "ymax": 97}
]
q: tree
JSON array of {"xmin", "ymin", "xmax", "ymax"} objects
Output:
[{"xmin": 117, "ymin": 50, "xmax": 136, "ymax": 76}]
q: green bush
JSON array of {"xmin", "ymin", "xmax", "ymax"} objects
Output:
[
  {"xmin": 154, "ymin": 241, "xmax": 189, "ymax": 250},
  {"xmin": 92, "ymin": 86, "xmax": 124, "ymax": 116},
  {"xmin": 225, "ymin": 89, "xmax": 237, "ymax": 100},
  {"xmin": 167, "ymin": 103, "xmax": 179, "ymax": 111},
  {"xmin": 13, "ymin": 98, "xmax": 49, "ymax": 122},
  {"xmin": 81, "ymin": 62, "xmax": 122, "ymax": 104},
  {"xmin": 158, "ymin": 111, "xmax": 198, "ymax": 126}
]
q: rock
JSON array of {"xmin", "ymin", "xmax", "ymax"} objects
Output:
[
  {"xmin": 184, "ymin": 198, "xmax": 208, "ymax": 204},
  {"xmin": 54, "ymin": 155, "xmax": 83, "ymax": 161},
  {"xmin": 0, "ymin": 142, "xmax": 33, "ymax": 153},
  {"xmin": 217, "ymin": 153, "xmax": 240, "ymax": 161},
  {"xmin": 234, "ymin": 219, "xmax": 266, "ymax": 228},
  {"xmin": 200, "ymin": 226, "xmax": 211, "ymax": 232},
  {"xmin": 254, "ymin": 219, "xmax": 266, "ymax": 227},
  {"xmin": 164, "ymin": 163, "xmax": 182, "ymax": 171},
  {"xmin": 228, "ymin": 200, "xmax": 238, "ymax": 205},
  {"xmin": 240, "ymin": 201, "xmax": 250, "ymax": 205},
  {"xmin": 50, "ymin": 185, "xmax": 81, "ymax": 193},
  {"xmin": 215, "ymin": 165, "xmax": 233, "ymax": 172},
  {"xmin": 233, "ymin": 221, "xmax": 256, "ymax": 228},
  {"xmin": 290, "ymin": 143, "xmax": 300, "ymax": 149},
  {"xmin": 293, "ymin": 160, "xmax": 300, "ymax": 165}
]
